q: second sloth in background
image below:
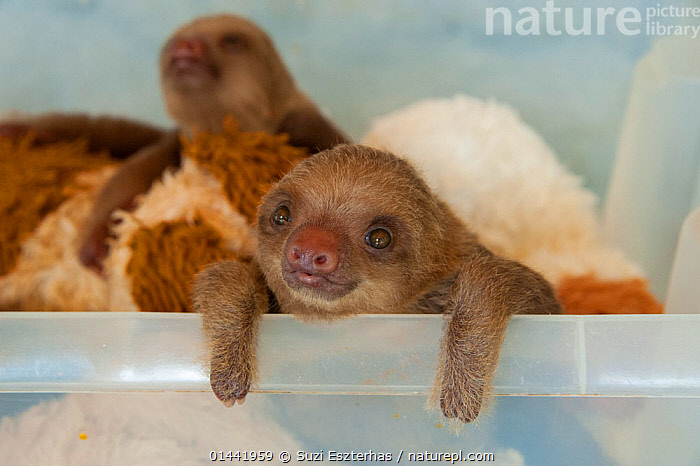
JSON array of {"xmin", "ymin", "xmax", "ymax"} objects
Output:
[{"xmin": 0, "ymin": 14, "xmax": 348, "ymax": 269}]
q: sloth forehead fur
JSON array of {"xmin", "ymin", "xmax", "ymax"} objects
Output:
[
  {"xmin": 275, "ymin": 145, "xmax": 440, "ymax": 223},
  {"xmin": 255, "ymin": 145, "xmax": 470, "ymax": 319}
]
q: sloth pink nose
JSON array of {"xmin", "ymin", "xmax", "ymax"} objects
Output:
[
  {"xmin": 171, "ymin": 37, "xmax": 205, "ymax": 58},
  {"xmin": 286, "ymin": 226, "xmax": 340, "ymax": 276}
]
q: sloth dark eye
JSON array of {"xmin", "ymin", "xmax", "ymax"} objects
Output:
[
  {"xmin": 272, "ymin": 205, "xmax": 291, "ymax": 226},
  {"xmin": 220, "ymin": 34, "xmax": 243, "ymax": 49},
  {"xmin": 366, "ymin": 228, "xmax": 392, "ymax": 249}
]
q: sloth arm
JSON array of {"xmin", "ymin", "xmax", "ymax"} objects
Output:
[
  {"xmin": 193, "ymin": 259, "xmax": 269, "ymax": 407},
  {"xmin": 0, "ymin": 112, "xmax": 168, "ymax": 159},
  {"xmin": 436, "ymin": 245, "xmax": 561, "ymax": 422},
  {"xmin": 78, "ymin": 131, "xmax": 181, "ymax": 270}
]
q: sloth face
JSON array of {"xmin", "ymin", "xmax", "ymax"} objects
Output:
[
  {"xmin": 255, "ymin": 145, "xmax": 464, "ymax": 319},
  {"xmin": 159, "ymin": 14, "xmax": 294, "ymax": 133}
]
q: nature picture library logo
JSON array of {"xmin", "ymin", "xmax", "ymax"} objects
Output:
[{"xmin": 485, "ymin": 1, "xmax": 700, "ymax": 38}]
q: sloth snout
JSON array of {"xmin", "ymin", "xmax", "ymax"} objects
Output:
[
  {"xmin": 170, "ymin": 37, "xmax": 206, "ymax": 59},
  {"xmin": 285, "ymin": 226, "xmax": 340, "ymax": 276}
]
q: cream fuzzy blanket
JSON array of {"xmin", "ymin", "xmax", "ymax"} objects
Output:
[{"xmin": 0, "ymin": 393, "xmax": 301, "ymax": 466}]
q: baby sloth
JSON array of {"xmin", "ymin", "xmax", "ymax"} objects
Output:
[{"xmin": 193, "ymin": 144, "xmax": 561, "ymax": 423}]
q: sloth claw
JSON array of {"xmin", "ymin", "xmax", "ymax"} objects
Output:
[
  {"xmin": 210, "ymin": 366, "xmax": 250, "ymax": 407},
  {"xmin": 439, "ymin": 379, "xmax": 483, "ymax": 424}
]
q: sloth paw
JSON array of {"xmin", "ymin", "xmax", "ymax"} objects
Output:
[
  {"xmin": 78, "ymin": 225, "xmax": 109, "ymax": 274},
  {"xmin": 439, "ymin": 378, "xmax": 484, "ymax": 423},
  {"xmin": 209, "ymin": 364, "xmax": 250, "ymax": 407}
]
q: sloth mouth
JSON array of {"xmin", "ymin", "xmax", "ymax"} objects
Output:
[
  {"xmin": 166, "ymin": 56, "xmax": 218, "ymax": 81},
  {"xmin": 281, "ymin": 267, "xmax": 357, "ymax": 300}
]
